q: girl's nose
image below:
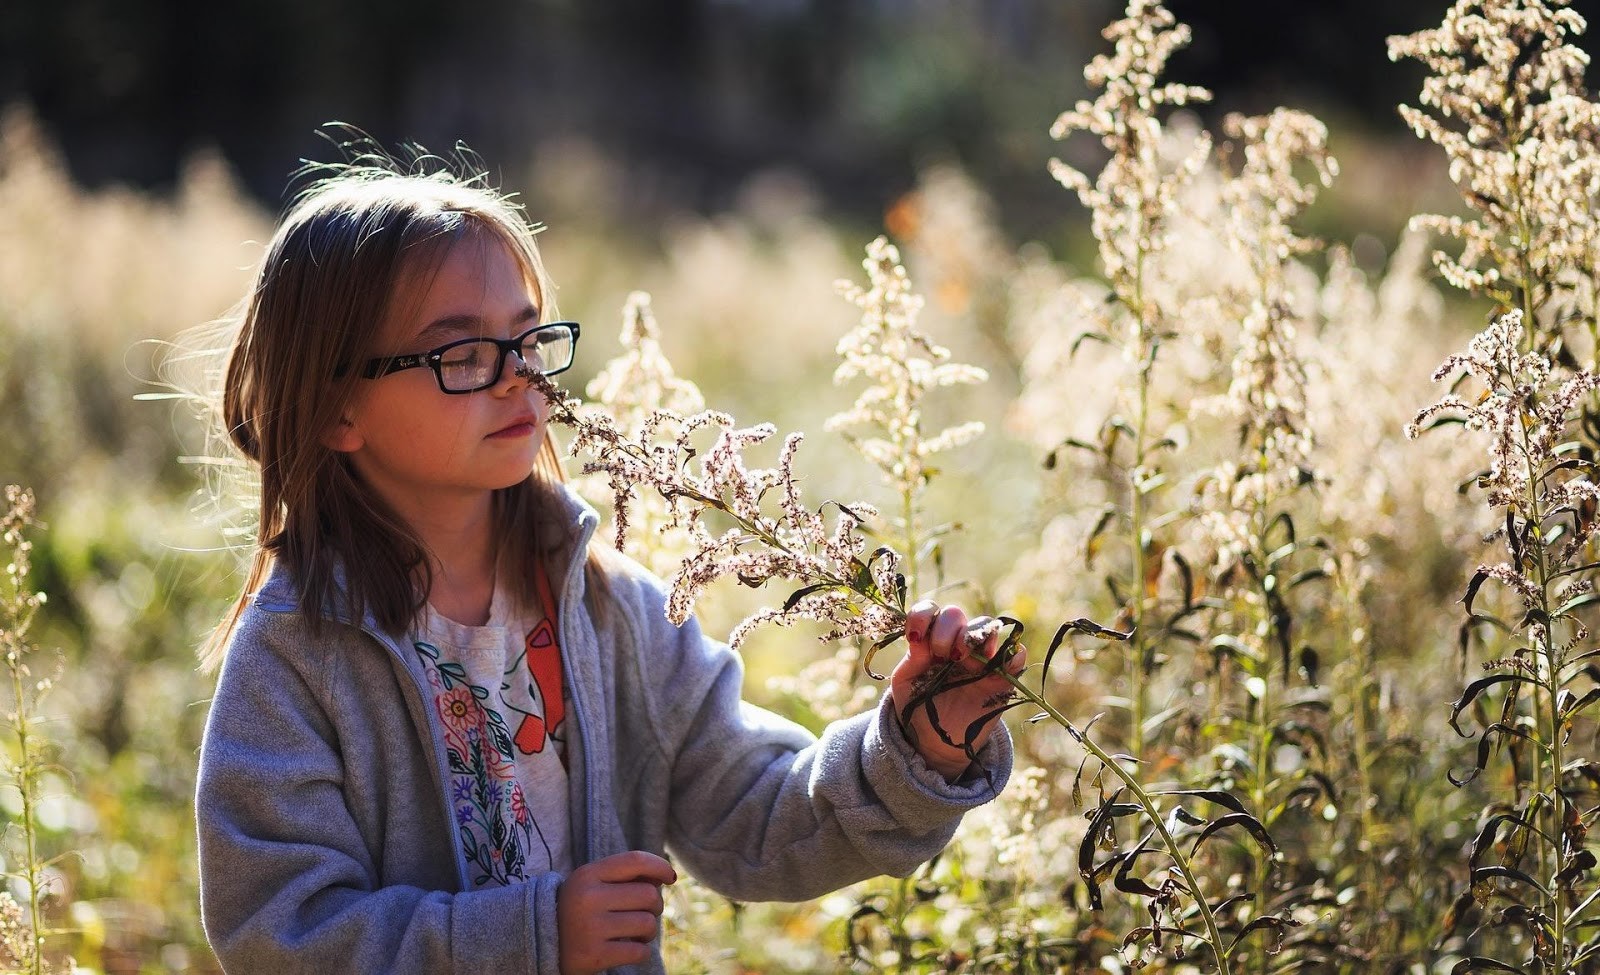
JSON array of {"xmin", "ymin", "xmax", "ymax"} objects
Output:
[{"xmin": 509, "ymin": 350, "xmax": 535, "ymax": 382}]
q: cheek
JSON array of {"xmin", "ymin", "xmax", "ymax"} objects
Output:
[{"xmin": 374, "ymin": 390, "xmax": 473, "ymax": 448}]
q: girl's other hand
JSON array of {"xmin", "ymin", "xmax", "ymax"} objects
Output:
[
  {"xmin": 557, "ymin": 850, "xmax": 677, "ymax": 974},
  {"xmin": 889, "ymin": 601, "xmax": 1026, "ymax": 782}
]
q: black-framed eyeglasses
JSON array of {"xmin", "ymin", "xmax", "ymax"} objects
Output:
[{"xmin": 355, "ymin": 321, "xmax": 581, "ymax": 394}]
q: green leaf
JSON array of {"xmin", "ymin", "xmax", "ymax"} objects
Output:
[
  {"xmin": 1451, "ymin": 721, "xmax": 1537, "ymax": 786},
  {"xmin": 862, "ymin": 628, "xmax": 904, "ymax": 680},
  {"xmin": 1464, "ymin": 568, "xmax": 1492, "ymax": 615},
  {"xmin": 1551, "ymin": 561, "xmax": 1600, "ymax": 582},
  {"xmin": 1171, "ymin": 550, "xmax": 1195, "ymax": 610},
  {"xmin": 1467, "ymin": 812, "xmax": 1543, "ymax": 874},
  {"xmin": 1078, "ymin": 789, "xmax": 1126, "ymax": 911},
  {"xmin": 783, "ymin": 583, "xmax": 831, "ymax": 613},
  {"xmin": 1112, "ymin": 834, "xmax": 1161, "ymax": 897},
  {"xmin": 1265, "ymin": 510, "xmax": 1296, "ymax": 549},
  {"xmin": 1450, "ymin": 674, "xmax": 1538, "ymax": 737},
  {"xmin": 1209, "ymin": 634, "xmax": 1258, "ymax": 665},
  {"xmin": 1044, "ymin": 438, "xmax": 1100, "ymax": 469},
  {"xmin": 1556, "ymin": 849, "xmax": 1597, "ymax": 887},
  {"xmin": 1189, "ymin": 811, "xmax": 1276, "ymax": 858},
  {"xmin": 1148, "ymin": 789, "xmax": 1248, "ymax": 815},
  {"xmin": 1472, "ymin": 864, "xmax": 1551, "ymax": 899},
  {"xmin": 1289, "ymin": 567, "xmax": 1330, "ymax": 590},
  {"xmin": 1562, "ymin": 687, "xmax": 1600, "ymax": 723},
  {"xmin": 1070, "ymin": 330, "xmax": 1114, "ymax": 356},
  {"xmin": 1041, "ymin": 622, "xmax": 1073, "ymax": 682},
  {"xmin": 1226, "ymin": 913, "xmax": 1300, "ymax": 955},
  {"xmin": 1064, "ymin": 617, "xmax": 1133, "ymax": 641},
  {"xmin": 1084, "ymin": 505, "xmax": 1118, "ymax": 569}
]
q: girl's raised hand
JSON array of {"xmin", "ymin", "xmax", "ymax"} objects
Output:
[
  {"xmin": 557, "ymin": 850, "xmax": 677, "ymax": 974},
  {"xmin": 889, "ymin": 600, "xmax": 1026, "ymax": 782}
]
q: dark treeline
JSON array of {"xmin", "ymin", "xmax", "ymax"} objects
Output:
[{"xmin": 5, "ymin": 0, "xmax": 1594, "ymax": 238}]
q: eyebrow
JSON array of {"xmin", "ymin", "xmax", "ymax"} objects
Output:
[{"xmin": 413, "ymin": 305, "xmax": 541, "ymax": 345}]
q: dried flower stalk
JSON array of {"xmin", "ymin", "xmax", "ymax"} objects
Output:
[
  {"xmin": 828, "ymin": 236, "xmax": 987, "ymax": 595},
  {"xmin": 1192, "ymin": 107, "xmax": 1339, "ymax": 964},
  {"xmin": 575, "ymin": 291, "xmax": 706, "ymax": 573},
  {"xmin": 540, "ymin": 263, "xmax": 1279, "ymax": 974},
  {"xmin": 1409, "ymin": 311, "xmax": 1600, "ymax": 973},
  {"xmin": 534, "ymin": 371, "xmax": 906, "ymax": 653},
  {"xmin": 1388, "ymin": 0, "xmax": 1600, "ymax": 353},
  {"xmin": 1, "ymin": 486, "xmax": 66, "ymax": 975},
  {"xmin": 1047, "ymin": 0, "xmax": 1215, "ymax": 766}
]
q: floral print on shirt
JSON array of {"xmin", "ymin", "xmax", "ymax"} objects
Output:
[{"xmin": 415, "ymin": 640, "xmax": 553, "ymax": 887}]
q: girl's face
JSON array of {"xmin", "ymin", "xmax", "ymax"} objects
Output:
[{"xmin": 328, "ymin": 232, "xmax": 551, "ymax": 517}]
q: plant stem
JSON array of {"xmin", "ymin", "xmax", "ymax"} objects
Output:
[
  {"xmin": 1509, "ymin": 331, "xmax": 1566, "ymax": 974},
  {"xmin": 999, "ymin": 669, "xmax": 1235, "ymax": 975},
  {"xmin": 1128, "ymin": 252, "xmax": 1154, "ymax": 763},
  {"xmin": 901, "ymin": 481, "xmax": 920, "ymax": 606},
  {"xmin": 8, "ymin": 658, "xmax": 43, "ymax": 975},
  {"xmin": 1250, "ymin": 447, "xmax": 1275, "ymax": 975},
  {"xmin": 1344, "ymin": 578, "xmax": 1381, "ymax": 963}
]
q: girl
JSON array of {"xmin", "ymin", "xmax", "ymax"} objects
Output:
[{"xmin": 195, "ymin": 152, "xmax": 1021, "ymax": 975}]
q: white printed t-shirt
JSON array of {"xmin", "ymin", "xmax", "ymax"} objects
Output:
[{"xmin": 408, "ymin": 562, "xmax": 572, "ymax": 888}]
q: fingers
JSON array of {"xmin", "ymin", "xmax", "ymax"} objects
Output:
[
  {"xmin": 560, "ymin": 853, "xmax": 674, "ymax": 975},
  {"xmin": 589, "ymin": 940, "xmax": 653, "ymax": 971},
  {"xmin": 907, "ymin": 603, "xmax": 1016, "ymax": 667},
  {"xmin": 905, "ymin": 601, "xmax": 938, "ymax": 643},
  {"xmin": 968, "ymin": 615, "xmax": 1001, "ymax": 661},
  {"xmin": 904, "ymin": 600, "xmax": 938, "ymax": 671},
  {"xmin": 608, "ymin": 880, "xmax": 667, "ymax": 915},
  {"xmin": 928, "ymin": 605, "xmax": 970, "ymax": 661},
  {"xmin": 588, "ymin": 849, "xmax": 677, "ymax": 886},
  {"xmin": 611, "ymin": 910, "xmax": 664, "ymax": 942}
]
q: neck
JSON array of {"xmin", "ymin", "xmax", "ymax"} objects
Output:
[{"xmin": 392, "ymin": 491, "xmax": 501, "ymax": 624}]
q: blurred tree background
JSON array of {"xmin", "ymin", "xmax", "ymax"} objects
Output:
[{"xmin": 9, "ymin": 0, "xmax": 1591, "ymax": 241}]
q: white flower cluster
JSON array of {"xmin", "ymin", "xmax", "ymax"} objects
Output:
[
  {"xmin": 575, "ymin": 292, "xmax": 707, "ymax": 574},
  {"xmin": 536, "ymin": 376, "xmax": 903, "ymax": 648},
  {"xmin": 1388, "ymin": 0, "xmax": 1600, "ymax": 306},
  {"xmin": 828, "ymin": 236, "xmax": 988, "ymax": 515},
  {"xmin": 584, "ymin": 291, "xmax": 706, "ymax": 421},
  {"xmin": 3, "ymin": 485, "xmax": 47, "ymax": 648},
  {"xmin": 1409, "ymin": 310, "xmax": 1600, "ymax": 532},
  {"xmin": 1048, "ymin": 0, "xmax": 1213, "ymax": 318},
  {"xmin": 1198, "ymin": 111, "xmax": 1335, "ymax": 564},
  {"xmin": 0, "ymin": 892, "xmax": 33, "ymax": 972}
]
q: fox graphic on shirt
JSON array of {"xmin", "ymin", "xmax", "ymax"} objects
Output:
[{"xmin": 504, "ymin": 616, "xmax": 566, "ymax": 766}]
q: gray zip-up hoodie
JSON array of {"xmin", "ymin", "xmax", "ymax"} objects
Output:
[{"xmin": 196, "ymin": 488, "xmax": 1012, "ymax": 974}]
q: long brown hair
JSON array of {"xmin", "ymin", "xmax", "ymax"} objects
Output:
[{"xmin": 203, "ymin": 158, "xmax": 607, "ymax": 671}]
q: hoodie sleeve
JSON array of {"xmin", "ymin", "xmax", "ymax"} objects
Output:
[
  {"xmin": 621, "ymin": 569, "xmax": 1013, "ymax": 903},
  {"xmin": 195, "ymin": 614, "xmax": 564, "ymax": 975}
]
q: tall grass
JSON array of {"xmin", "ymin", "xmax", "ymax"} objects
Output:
[
  {"xmin": 1395, "ymin": 2, "xmax": 1600, "ymax": 970},
  {"xmin": 3, "ymin": 0, "xmax": 1597, "ymax": 971},
  {"xmin": 1, "ymin": 487, "xmax": 67, "ymax": 974}
]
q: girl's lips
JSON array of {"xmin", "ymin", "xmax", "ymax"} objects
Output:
[{"xmin": 488, "ymin": 418, "xmax": 539, "ymax": 438}]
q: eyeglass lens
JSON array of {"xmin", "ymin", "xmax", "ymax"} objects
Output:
[{"xmin": 438, "ymin": 327, "xmax": 574, "ymax": 391}]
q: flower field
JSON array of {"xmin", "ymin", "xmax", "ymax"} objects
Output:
[{"xmin": 4, "ymin": 1, "xmax": 1600, "ymax": 972}]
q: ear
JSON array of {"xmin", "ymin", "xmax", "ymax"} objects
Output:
[{"xmin": 321, "ymin": 416, "xmax": 365, "ymax": 453}]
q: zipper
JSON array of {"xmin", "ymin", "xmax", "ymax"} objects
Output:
[
  {"xmin": 556, "ymin": 555, "xmax": 600, "ymax": 866},
  {"xmin": 358, "ymin": 622, "xmax": 474, "ymax": 891}
]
